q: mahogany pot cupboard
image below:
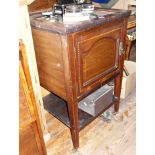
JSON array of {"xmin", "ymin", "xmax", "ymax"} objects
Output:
[{"xmin": 30, "ymin": 8, "xmax": 131, "ymax": 149}]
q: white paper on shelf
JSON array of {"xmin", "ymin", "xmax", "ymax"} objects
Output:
[
  {"xmin": 64, "ymin": 12, "xmax": 83, "ymax": 17},
  {"xmin": 63, "ymin": 14, "xmax": 90, "ymax": 22}
]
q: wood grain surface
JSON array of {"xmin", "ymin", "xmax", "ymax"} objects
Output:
[
  {"xmin": 32, "ymin": 29, "xmax": 67, "ymax": 100},
  {"xmin": 19, "ymin": 42, "xmax": 47, "ymax": 155},
  {"xmin": 28, "ymin": 0, "xmax": 56, "ymax": 12}
]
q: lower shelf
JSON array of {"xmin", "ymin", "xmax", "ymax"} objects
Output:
[
  {"xmin": 43, "ymin": 93, "xmax": 114, "ymax": 131},
  {"xmin": 43, "ymin": 93, "xmax": 94, "ymax": 130}
]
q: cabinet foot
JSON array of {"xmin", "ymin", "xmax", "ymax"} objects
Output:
[
  {"xmin": 114, "ymin": 72, "xmax": 123, "ymax": 112},
  {"xmin": 67, "ymin": 101, "xmax": 79, "ymax": 149},
  {"xmin": 70, "ymin": 128, "xmax": 79, "ymax": 149},
  {"xmin": 72, "ymin": 147, "xmax": 78, "ymax": 152},
  {"xmin": 113, "ymin": 96, "xmax": 119, "ymax": 112}
]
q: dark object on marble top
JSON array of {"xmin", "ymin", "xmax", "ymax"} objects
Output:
[{"xmin": 30, "ymin": 8, "xmax": 131, "ymax": 35}]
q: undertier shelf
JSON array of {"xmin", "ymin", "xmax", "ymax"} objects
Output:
[
  {"xmin": 43, "ymin": 93, "xmax": 94, "ymax": 130},
  {"xmin": 43, "ymin": 93, "xmax": 114, "ymax": 130}
]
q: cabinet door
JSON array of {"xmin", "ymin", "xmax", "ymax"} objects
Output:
[{"xmin": 74, "ymin": 24, "xmax": 123, "ymax": 95}]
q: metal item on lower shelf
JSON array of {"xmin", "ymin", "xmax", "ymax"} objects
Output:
[{"xmin": 78, "ymin": 84, "xmax": 114, "ymax": 116}]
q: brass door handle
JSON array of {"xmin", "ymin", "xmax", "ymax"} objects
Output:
[{"xmin": 119, "ymin": 41, "xmax": 124, "ymax": 55}]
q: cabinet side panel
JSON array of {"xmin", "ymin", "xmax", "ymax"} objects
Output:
[{"xmin": 32, "ymin": 29, "xmax": 66, "ymax": 100}]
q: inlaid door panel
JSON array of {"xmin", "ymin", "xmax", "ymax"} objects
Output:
[{"xmin": 74, "ymin": 27, "xmax": 122, "ymax": 94}]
